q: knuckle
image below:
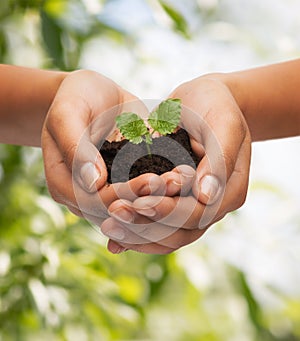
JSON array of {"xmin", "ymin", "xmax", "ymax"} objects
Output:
[
  {"xmin": 61, "ymin": 143, "xmax": 78, "ymax": 170},
  {"xmin": 236, "ymin": 191, "xmax": 247, "ymax": 209},
  {"xmin": 161, "ymin": 248, "xmax": 176, "ymax": 255},
  {"xmin": 222, "ymin": 152, "xmax": 236, "ymax": 177},
  {"xmin": 67, "ymin": 206, "xmax": 83, "ymax": 218},
  {"xmin": 45, "ymin": 181, "xmax": 69, "ymax": 207},
  {"xmin": 233, "ymin": 190, "xmax": 247, "ymax": 210},
  {"xmin": 170, "ymin": 80, "xmax": 192, "ymax": 97},
  {"xmin": 48, "ymin": 189, "xmax": 65, "ymax": 205},
  {"xmin": 45, "ymin": 103, "xmax": 65, "ymax": 132}
]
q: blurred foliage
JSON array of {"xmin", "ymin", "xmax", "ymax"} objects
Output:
[
  {"xmin": 157, "ymin": 0, "xmax": 190, "ymax": 39},
  {"xmin": 0, "ymin": 0, "xmax": 191, "ymax": 70},
  {"xmin": 0, "ymin": 0, "xmax": 300, "ymax": 340}
]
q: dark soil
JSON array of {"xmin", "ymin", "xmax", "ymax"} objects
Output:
[{"xmin": 100, "ymin": 128, "xmax": 200, "ymax": 184}]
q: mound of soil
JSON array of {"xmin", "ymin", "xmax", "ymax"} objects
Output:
[{"xmin": 100, "ymin": 128, "xmax": 200, "ymax": 184}]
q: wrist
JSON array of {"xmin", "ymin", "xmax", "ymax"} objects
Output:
[
  {"xmin": 28, "ymin": 69, "xmax": 68, "ymax": 147},
  {"xmin": 0, "ymin": 66, "xmax": 68, "ymax": 146},
  {"xmin": 201, "ymin": 62, "xmax": 300, "ymax": 141}
]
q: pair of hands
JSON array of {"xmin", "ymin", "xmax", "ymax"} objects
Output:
[{"xmin": 42, "ymin": 70, "xmax": 251, "ymax": 254}]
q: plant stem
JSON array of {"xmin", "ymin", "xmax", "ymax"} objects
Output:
[{"xmin": 146, "ymin": 143, "xmax": 152, "ymax": 158}]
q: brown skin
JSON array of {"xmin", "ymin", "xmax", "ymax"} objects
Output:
[
  {"xmin": 0, "ymin": 65, "xmax": 167, "ymax": 226},
  {"xmin": 1, "ymin": 61, "xmax": 299, "ymax": 255},
  {"xmin": 0, "ymin": 64, "xmax": 67, "ymax": 146},
  {"xmin": 42, "ymin": 69, "xmax": 179, "ymax": 222},
  {"xmin": 105, "ymin": 59, "xmax": 300, "ymax": 254},
  {"xmin": 104, "ymin": 76, "xmax": 251, "ymax": 254},
  {"xmin": 221, "ymin": 59, "xmax": 300, "ymax": 141}
]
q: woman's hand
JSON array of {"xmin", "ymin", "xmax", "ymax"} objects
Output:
[
  {"xmin": 101, "ymin": 75, "xmax": 252, "ymax": 254},
  {"xmin": 42, "ymin": 70, "xmax": 159, "ymax": 222}
]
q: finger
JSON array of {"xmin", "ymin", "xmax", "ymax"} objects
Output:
[
  {"xmin": 107, "ymin": 238, "xmax": 174, "ymax": 255},
  {"xmin": 129, "ymin": 192, "xmax": 221, "ymax": 232},
  {"xmin": 134, "ymin": 138, "xmax": 251, "ymax": 230},
  {"xmin": 160, "ymin": 165, "xmax": 195, "ymax": 196},
  {"xmin": 67, "ymin": 206, "xmax": 84, "ymax": 218},
  {"xmin": 108, "ymin": 196, "xmax": 206, "ymax": 230},
  {"xmin": 43, "ymin": 136, "xmax": 166, "ymax": 218},
  {"xmin": 98, "ymin": 173, "xmax": 165, "ymax": 207},
  {"xmin": 80, "ymin": 92, "xmax": 149, "ymax": 191},
  {"xmin": 133, "ymin": 165, "xmax": 248, "ymax": 233},
  {"xmin": 190, "ymin": 136, "xmax": 205, "ymax": 158},
  {"xmin": 172, "ymin": 87, "xmax": 248, "ymax": 205},
  {"xmin": 101, "ymin": 215, "xmax": 181, "ymax": 245},
  {"xmin": 101, "ymin": 217, "xmax": 150, "ymax": 244},
  {"xmin": 108, "ymin": 199, "xmax": 181, "ymax": 244},
  {"xmin": 43, "ymin": 129, "xmax": 164, "ymax": 217},
  {"xmin": 42, "ymin": 131, "xmax": 108, "ymax": 216},
  {"xmin": 42, "ymin": 131, "xmax": 81, "ymax": 208},
  {"xmin": 68, "ymin": 205, "xmax": 107, "ymax": 228},
  {"xmin": 107, "ymin": 240, "xmax": 128, "ymax": 254},
  {"xmin": 107, "ymin": 199, "xmax": 194, "ymax": 245},
  {"xmin": 105, "ymin": 225, "xmax": 204, "ymax": 255},
  {"xmin": 193, "ymin": 116, "xmax": 247, "ymax": 205},
  {"xmin": 132, "ymin": 195, "xmax": 207, "ymax": 229},
  {"xmin": 88, "ymin": 91, "xmax": 149, "ymax": 189},
  {"xmin": 193, "ymin": 147, "xmax": 249, "ymax": 228},
  {"xmin": 44, "ymin": 73, "xmax": 147, "ymax": 194},
  {"xmin": 209, "ymin": 135, "xmax": 251, "ymax": 214},
  {"xmin": 74, "ymin": 172, "xmax": 166, "ymax": 217}
]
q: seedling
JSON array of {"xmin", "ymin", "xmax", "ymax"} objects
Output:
[{"xmin": 116, "ymin": 98, "xmax": 181, "ymax": 155}]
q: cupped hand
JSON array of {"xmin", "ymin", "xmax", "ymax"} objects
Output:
[
  {"xmin": 101, "ymin": 75, "xmax": 251, "ymax": 254},
  {"xmin": 42, "ymin": 70, "xmax": 160, "ymax": 222}
]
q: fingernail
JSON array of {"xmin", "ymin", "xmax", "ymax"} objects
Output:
[
  {"xmin": 117, "ymin": 248, "xmax": 127, "ymax": 254},
  {"xmin": 199, "ymin": 175, "xmax": 220, "ymax": 202},
  {"xmin": 166, "ymin": 180, "xmax": 181, "ymax": 195},
  {"xmin": 135, "ymin": 207, "xmax": 156, "ymax": 217},
  {"xmin": 150, "ymin": 176, "xmax": 162, "ymax": 192},
  {"xmin": 141, "ymin": 176, "xmax": 162, "ymax": 195},
  {"xmin": 109, "ymin": 208, "xmax": 134, "ymax": 223},
  {"xmin": 109, "ymin": 243, "xmax": 127, "ymax": 254},
  {"xmin": 172, "ymin": 179, "xmax": 182, "ymax": 186},
  {"xmin": 80, "ymin": 162, "xmax": 100, "ymax": 191},
  {"xmin": 179, "ymin": 165, "xmax": 195, "ymax": 178},
  {"xmin": 105, "ymin": 227, "xmax": 125, "ymax": 241}
]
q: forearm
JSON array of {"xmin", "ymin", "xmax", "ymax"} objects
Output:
[
  {"xmin": 0, "ymin": 65, "xmax": 67, "ymax": 147},
  {"xmin": 216, "ymin": 59, "xmax": 300, "ymax": 141}
]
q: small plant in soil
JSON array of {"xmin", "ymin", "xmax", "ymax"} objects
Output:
[
  {"xmin": 116, "ymin": 98, "xmax": 181, "ymax": 156},
  {"xmin": 100, "ymin": 99, "xmax": 200, "ymax": 183}
]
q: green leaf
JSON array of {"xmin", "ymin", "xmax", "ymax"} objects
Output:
[
  {"xmin": 40, "ymin": 10, "xmax": 65, "ymax": 69},
  {"xmin": 148, "ymin": 99, "xmax": 181, "ymax": 136},
  {"xmin": 158, "ymin": 1, "xmax": 190, "ymax": 39},
  {"xmin": 116, "ymin": 112, "xmax": 148, "ymax": 144}
]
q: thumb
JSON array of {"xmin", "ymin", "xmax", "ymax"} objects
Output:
[
  {"xmin": 44, "ymin": 97, "xmax": 108, "ymax": 193},
  {"xmin": 191, "ymin": 135, "xmax": 224, "ymax": 205},
  {"xmin": 169, "ymin": 78, "xmax": 248, "ymax": 206},
  {"xmin": 75, "ymin": 90, "xmax": 148, "ymax": 191},
  {"xmin": 190, "ymin": 111, "xmax": 247, "ymax": 205},
  {"xmin": 75, "ymin": 135, "xmax": 108, "ymax": 192}
]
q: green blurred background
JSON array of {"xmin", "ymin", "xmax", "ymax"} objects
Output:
[{"xmin": 0, "ymin": 1, "xmax": 300, "ymax": 340}]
